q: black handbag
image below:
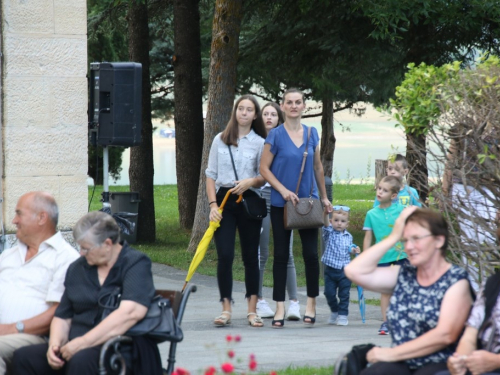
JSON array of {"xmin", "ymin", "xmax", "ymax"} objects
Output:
[
  {"xmin": 99, "ymin": 288, "xmax": 183, "ymax": 344},
  {"xmin": 333, "ymin": 343, "xmax": 375, "ymax": 375},
  {"xmin": 227, "ymin": 145, "xmax": 267, "ymax": 220}
]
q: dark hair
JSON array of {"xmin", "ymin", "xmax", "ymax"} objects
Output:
[
  {"xmin": 282, "ymin": 88, "xmax": 305, "ymax": 103},
  {"xmin": 262, "ymin": 102, "xmax": 284, "ymax": 126},
  {"xmin": 405, "ymin": 208, "xmax": 449, "ymax": 255},
  {"xmin": 379, "ymin": 176, "xmax": 401, "ymax": 195},
  {"xmin": 221, "ymin": 95, "xmax": 266, "ymax": 146},
  {"xmin": 389, "ymin": 153, "xmax": 409, "ymax": 170}
]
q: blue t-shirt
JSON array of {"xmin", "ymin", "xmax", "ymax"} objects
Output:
[
  {"xmin": 363, "ymin": 203, "xmax": 406, "ymax": 264},
  {"xmin": 373, "ymin": 185, "xmax": 422, "ymax": 208},
  {"xmin": 266, "ymin": 124, "xmax": 319, "ymax": 207}
]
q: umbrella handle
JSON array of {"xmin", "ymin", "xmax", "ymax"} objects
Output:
[{"xmin": 219, "ymin": 189, "xmax": 242, "ymax": 210}]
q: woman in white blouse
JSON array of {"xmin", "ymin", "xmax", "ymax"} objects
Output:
[{"xmin": 205, "ymin": 95, "xmax": 267, "ymax": 327}]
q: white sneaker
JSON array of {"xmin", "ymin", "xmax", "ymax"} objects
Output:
[
  {"xmin": 337, "ymin": 315, "xmax": 348, "ymax": 326},
  {"xmin": 286, "ymin": 300, "xmax": 301, "ymax": 321},
  {"xmin": 256, "ymin": 299, "xmax": 274, "ymax": 318},
  {"xmin": 328, "ymin": 312, "xmax": 338, "ymax": 325}
]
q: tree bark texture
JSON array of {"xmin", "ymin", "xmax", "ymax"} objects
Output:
[
  {"xmin": 188, "ymin": 0, "xmax": 243, "ymax": 252},
  {"xmin": 320, "ymin": 97, "xmax": 335, "ymax": 179},
  {"xmin": 405, "ymin": 132, "xmax": 428, "ymax": 203},
  {"xmin": 374, "ymin": 159, "xmax": 388, "ymax": 189},
  {"xmin": 173, "ymin": 0, "xmax": 204, "ymax": 229},
  {"xmin": 127, "ymin": 0, "xmax": 156, "ymax": 242}
]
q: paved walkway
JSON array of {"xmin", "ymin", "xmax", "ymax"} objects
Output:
[{"xmin": 152, "ymin": 263, "xmax": 392, "ymax": 374}]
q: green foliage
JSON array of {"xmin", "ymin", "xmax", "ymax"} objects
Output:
[
  {"xmin": 386, "ymin": 61, "xmax": 461, "ymax": 135},
  {"xmin": 89, "ymin": 184, "xmax": 375, "ymax": 287}
]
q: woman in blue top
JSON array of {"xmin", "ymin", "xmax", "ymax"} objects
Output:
[{"xmin": 260, "ymin": 88, "xmax": 332, "ymax": 328}]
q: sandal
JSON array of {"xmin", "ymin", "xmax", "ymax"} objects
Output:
[
  {"xmin": 271, "ymin": 313, "xmax": 285, "ymax": 329},
  {"xmin": 303, "ymin": 312, "xmax": 316, "ymax": 327},
  {"xmin": 214, "ymin": 311, "xmax": 231, "ymax": 327},
  {"xmin": 247, "ymin": 313, "xmax": 264, "ymax": 328}
]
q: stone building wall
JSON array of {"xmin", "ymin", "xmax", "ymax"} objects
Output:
[{"xmin": 2, "ymin": 0, "xmax": 88, "ymax": 231}]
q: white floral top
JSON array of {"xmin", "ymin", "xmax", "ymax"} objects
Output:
[
  {"xmin": 467, "ymin": 283, "xmax": 500, "ymax": 353},
  {"xmin": 387, "ymin": 263, "xmax": 468, "ymax": 369}
]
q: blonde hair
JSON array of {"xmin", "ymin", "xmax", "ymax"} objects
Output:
[{"xmin": 379, "ymin": 176, "xmax": 401, "ymax": 195}]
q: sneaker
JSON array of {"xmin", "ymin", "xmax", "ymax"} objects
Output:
[
  {"xmin": 328, "ymin": 312, "xmax": 338, "ymax": 325},
  {"xmin": 378, "ymin": 321, "xmax": 389, "ymax": 335},
  {"xmin": 337, "ymin": 315, "xmax": 348, "ymax": 326},
  {"xmin": 256, "ymin": 299, "xmax": 274, "ymax": 318},
  {"xmin": 286, "ymin": 300, "xmax": 301, "ymax": 321}
]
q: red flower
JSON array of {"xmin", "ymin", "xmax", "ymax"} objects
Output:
[
  {"xmin": 226, "ymin": 334, "xmax": 233, "ymax": 342},
  {"xmin": 172, "ymin": 372, "xmax": 178, "ymax": 375},
  {"xmin": 175, "ymin": 368, "xmax": 190, "ymax": 375},
  {"xmin": 269, "ymin": 372, "xmax": 278, "ymax": 375},
  {"xmin": 227, "ymin": 350, "xmax": 235, "ymax": 358},
  {"xmin": 221, "ymin": 362, "xmax": 234, "ymax": 373},
  {"xmin": 235, "ymin": 335, "xmax": 242, "ymax": 342},
  {"xmin": 204, "ymin": 366, "xmax": 217, "ymax": 375},
  {"xmin": 249, "ymin": 353, "xmax": 256, "ymax": 360},
  {"xmin": 249, "ymin": 359, "xmax": 258, "ymax": 371}
]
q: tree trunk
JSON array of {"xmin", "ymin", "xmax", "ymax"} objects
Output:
[
  {"xmin": 188, "ymin": 0, "xmax": 243, "ymax": 252},
  {"xmin": 406, "ymin": 132, "xmax": 429, "ymax": 203},
  {"xmin": 127, "ymin": 0, "xmax": 156, "ymax": 242},
  {"xmin": 173, "ymin": 0, "xmax": 204, "ymax": 229},
  {"xmin": 374, "ymin": 159, "xmax": 388, "ymax": 189},
  {"xmin": 320, "ymin": 96, "xmax": 335, "ymax": 179}
]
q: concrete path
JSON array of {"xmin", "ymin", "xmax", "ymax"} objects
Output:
[{"xmin": 152, "ymin": 263, "xmax": 392, "ymax": 374}]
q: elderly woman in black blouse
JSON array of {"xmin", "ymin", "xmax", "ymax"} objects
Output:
[{"xmin": 12, "ymin": 211, "xmax": 157, "ymax": 375}]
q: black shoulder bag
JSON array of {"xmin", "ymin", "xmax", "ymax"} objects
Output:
[
  {"xmin": 333, "ymin": 343, "xmax": 375, "ymax": 375},
  {"xmin": 99, "ymin": 287, "xmax": 183, "ymax": 344},
  {"xmin": 227, "ymin": 145, "xmax": 267, "ymax": 220}
]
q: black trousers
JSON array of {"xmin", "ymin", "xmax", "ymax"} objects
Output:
[
  {"xmin": 271, "ymin": 205, "xmax": 319, "ymax": 301},
  {"xmin": 360, "ymin": 361, "xmax": 448, "ymax": 375},
  {"xmin": 12, "ymin": 343, "xmax": 105, "ymax": 375},
  {"xmin": 214, "ymin": 188, "xmax": 262, "ymax": 301}
]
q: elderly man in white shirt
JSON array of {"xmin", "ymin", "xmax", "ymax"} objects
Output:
[{"xmin": 0, "ymin": 191, "xmax": 78, "ymax": 374}]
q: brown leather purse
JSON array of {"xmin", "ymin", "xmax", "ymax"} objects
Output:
[{"xmin": 284, "ymin": 127, "xmax": 324, "ymax": 230}]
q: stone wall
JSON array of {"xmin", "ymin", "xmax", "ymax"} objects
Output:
[{"xmin": 2, "ymin": 0, "xmax": 88, "ymax": 231}]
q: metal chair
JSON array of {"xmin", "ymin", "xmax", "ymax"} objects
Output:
[{"xmin": 98, "ymin": 284, "xmax": 197, "ymax": 375}]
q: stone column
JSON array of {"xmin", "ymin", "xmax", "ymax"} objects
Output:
[{"xmin": 2, "ymin": 0, "xmax": 88, "ymax": 231}]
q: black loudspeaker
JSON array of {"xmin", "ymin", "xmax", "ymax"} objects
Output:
[{"xmin": 89, "ymin": 62, "xmax": 142, "ymax": 147}]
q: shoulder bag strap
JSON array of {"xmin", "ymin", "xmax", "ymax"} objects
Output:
[
  {"xmin": 227, "ymin": 145, "xmax": 239, "ymax": 182},
  {"xmin": 294, "ymin": 126, "xmax": 312, "ymax": 195}
]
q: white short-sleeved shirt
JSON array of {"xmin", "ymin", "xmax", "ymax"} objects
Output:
[
  {"xmin": 0, "ymin": 232, "xmax": 79, "ymax": 324},
  {"xmin": 205, "ymin": 130, "xmax": 265, "ymax": 192}
]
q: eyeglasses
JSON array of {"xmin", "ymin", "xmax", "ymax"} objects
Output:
[
  {"xmin": 77, "ymin": 244, "xmax": 99, "ymax": 254},
  {"xmin": 332, "ymin": 205, "xmax": 350, "ymax": 212},
  {"xmin": 400, "ymin": 234, "xmax": 434, "ymax": 246}
]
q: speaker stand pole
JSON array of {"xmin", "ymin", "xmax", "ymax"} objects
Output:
[{"xmin": 102, "ymin": 146, "xmax": 111, "ymax": 210}]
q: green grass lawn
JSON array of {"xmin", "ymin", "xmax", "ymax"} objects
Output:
[{"xmin": 89, "ymin": 183, "xmax": 376, "ymax": 287}]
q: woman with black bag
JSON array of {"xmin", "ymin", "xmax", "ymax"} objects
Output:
[
  {"xmin": 260, "ymin": 88, "xmax": 332, "ymax": 328},
  {"xmin": 205, "ymin": 95, "xmax": 267, "ymax": 328},
  {"xmin": 12, "ymin": 211, "xmax": 161, "ymax": 375}
]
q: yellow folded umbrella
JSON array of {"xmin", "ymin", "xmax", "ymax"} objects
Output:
[{"xmin": 182, "ymin": 190, "xmax": 242, "ymax": 292}]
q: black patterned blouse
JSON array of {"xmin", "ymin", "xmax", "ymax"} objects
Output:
[{"xmin": 387, "ymin": 263, "xmax": 468, "ymax": 369}]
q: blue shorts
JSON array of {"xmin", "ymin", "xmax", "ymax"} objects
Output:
[{"xmin": 377, "ymin": 258, "xmax": 409, "ymax": 267}]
